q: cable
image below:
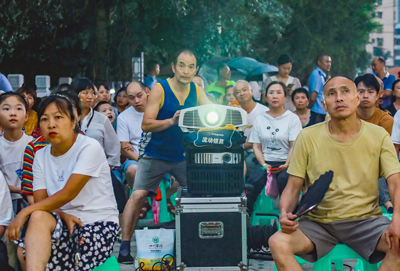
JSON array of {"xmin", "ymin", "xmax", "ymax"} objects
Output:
[
  {"xmin": 247, "ymin": 223, "xmax": 278, "ymax": 252},
  {"xmin": 151, "ymin": 254, "xmax": 176, "ymax": 271}
]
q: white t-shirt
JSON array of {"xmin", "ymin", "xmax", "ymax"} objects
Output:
[
  {"xmin": 82, "ymin": 109, "xmax": 121, "ymax": 166},
  {"xmin": 249, "ymin": 110, "xmax": 302, "ymax": 162},
  {"xmin": 0, "ymin": 171, "xmax": 14, "ymax": 226},
  {"xmin": 244, "ymin": 103, "xmax": 270, "ymax": 152},
  {"xmin": 117, "ymin": 106, "xmax": 144, "ymax": 154},
  {"xmin": 392, "ymin": 110, "xmax": 400, "ymax": 144},
  {"xmin": 33, "ymin": 134, "xmax": 118, "ymax": 225},
  {"xmin": 0, "ymin": 133, "xmax": 33, "ymax": 199}
]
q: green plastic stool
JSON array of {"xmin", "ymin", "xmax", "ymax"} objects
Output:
[
  {"xmin": 250, "ymin": 192, "xmax": 280, "ymax": 226},
  {"xmin": 92, "ymin": 255, "xmax": 120, "ymax": 271},
  {"xmin": 312, "ymin": 244, "xmax": 378, "ymax": 271}
]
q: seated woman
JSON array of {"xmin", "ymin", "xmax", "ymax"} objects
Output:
[
  {"xmin": 292, "ymin": 87, "xmax": 311, "ymax": 128},
  {"xmin": 6, "ymin": 94, "xmax": 119, "ymax": 271},
  {"xmin": 247, "ymin": 81, "xmax": 302, "ymax": 213}
]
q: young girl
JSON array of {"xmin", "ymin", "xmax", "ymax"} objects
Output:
[
  {"xmin": 222, "ymin": 85, "xmax": 237, "ymax": 105},
  {"xmin": 6, "ymin": 94, "xmax": 119, "ymax": 270},
  {"xmin": 0, "ymin": 92, "xmax": 33, "ymax": 213}
]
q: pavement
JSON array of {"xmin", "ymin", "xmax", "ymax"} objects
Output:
[{"xmin": 111, "ymin": 218, "xmax": 356, "ymax": 271}]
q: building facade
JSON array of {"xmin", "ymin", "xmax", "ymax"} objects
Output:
[{"xmin": 366, "ymin": 0, "xmax": 395, "ymax": 67}]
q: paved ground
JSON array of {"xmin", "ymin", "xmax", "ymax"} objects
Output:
[{"xmin": 112, "ymin": 218, "xmax": 356, "ymax": 271}]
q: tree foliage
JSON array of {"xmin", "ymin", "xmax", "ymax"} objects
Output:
[{"xmin": 0, "ymin": 0, "xmax": 379, "ymax": 85}]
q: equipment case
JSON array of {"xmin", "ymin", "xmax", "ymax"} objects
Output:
[{"xmin": 175, "ymin": 188, "xmax": 248, "ymax": 271}]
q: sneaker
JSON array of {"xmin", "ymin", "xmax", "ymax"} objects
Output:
[{"xmin": 118, "ymin": 253, "xmax": 134, "ymax": 264}]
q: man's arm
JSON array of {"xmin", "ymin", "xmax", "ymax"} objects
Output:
[
  {"xmin": 308, "ymin": 92, "xmax": 318, "ymax": 109},
  {"xmin": 142, "ymin": 84, "xmax": 179, "ymax": 133},
  {"xmin": 197, "ymin": 85, "xmax": 213, "ymax": 105},
  {"xmin": 244, "ymin": 142, "xmax": 253, "ymax": 150},
  {"xmin": 384, "ymin": 173, "xmax": 400, "ymax": 253},
  {"xmin": 279, "ymin": 175, "xmax": 304, "ymax": 233},
  {"xmin": 121, "ymin": 142, "xmax": 138, "ymax": 161}
]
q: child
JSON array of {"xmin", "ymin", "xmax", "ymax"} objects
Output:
[
  {"xmin": 0, "ymin": 93, "xmax": 33, "ymax": 213},
  {"xmin": 16, "ymin": 84, "xmax": 38, "ymax": 136},
  {"xmin": 94, "ymin": 101, "xmax": 116, "ymax": 125},
  {"xmin": 6, "ymin": 94, "xmax": 118, "ymax": 270}
]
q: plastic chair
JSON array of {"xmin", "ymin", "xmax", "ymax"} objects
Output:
[
  {"xmin": 250, "ymin": 192, "xmax": 280, "ymax": 226},
  {"xmin": 92, "ymin": 255, "xmax": 120, "ymax": 271},
  {"xmin": 312, "ymin": 244, "xmax": 378, "ymax": 271}
]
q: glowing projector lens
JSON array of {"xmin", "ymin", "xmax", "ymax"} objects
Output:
[{"xmin": 206, "ymin": 111, "xmax": 219, "ymax": 125}]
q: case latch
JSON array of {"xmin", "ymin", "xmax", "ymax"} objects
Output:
[{"xmin": 198, "ymin": 221, "xmax": 224, "ymax": 239}]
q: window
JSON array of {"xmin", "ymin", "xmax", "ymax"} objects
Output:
[
  {"xmin": 396, "ymin": 39, "xmax": 400, "ymax": 45},
  {"xmin": 377, "ymin": 12, "xmax": 383, "ymax": 18},
  {"xmin": 395, "ymin": 29, "xmax": 400, "ymax": 35},
  {"xmin": 376, "ymin": 25, "xmax": 383, "ymax": 33},
  {"xmin": 377, "ymin": 38, "xmax": 383, "ymax": 46},
  {"xmin": 377, "ymin": 0, "xmax": 382, "ymax": 5},
  {"xmin": 374, "ymin": 47, "xmax": 383, "ymax": 56},
  {"xmin": 395, "ymin": 50, "xmax": 400, "ymax": 55},
  {"xmin": 371, "ymin": 38, "xmax": 376, "ymax": 43}
]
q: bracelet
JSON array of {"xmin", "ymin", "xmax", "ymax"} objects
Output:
[{"xmin": 262, "ymin": 163, "xmax": 267, "ymax": 168}]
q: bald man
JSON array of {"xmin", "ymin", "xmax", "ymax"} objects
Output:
[
  {"xmin": 117, "ymin": 81, "xmax": 149, "ymax": 188},
  {"xmin": 269, "ymin": 76, "xmax": 400, "ymax": 270}
]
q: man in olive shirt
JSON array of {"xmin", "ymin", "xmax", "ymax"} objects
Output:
[{"xmin": 269, "ymin": 76, "xmax": 400, "ymax": 270}]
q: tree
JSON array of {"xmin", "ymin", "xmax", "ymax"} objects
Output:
[{"xmin": 251, "ymin": 0, "xmax": 379, "ymax": 82}]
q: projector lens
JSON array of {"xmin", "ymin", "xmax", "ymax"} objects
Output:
[{"xmin": 206, "ymin": 111, "xmax": 219, "ymax": 125}]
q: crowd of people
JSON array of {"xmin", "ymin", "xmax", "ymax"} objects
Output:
[{"xmin": 0, "ymin": 49, "xmax": 400, "ymax": 271}]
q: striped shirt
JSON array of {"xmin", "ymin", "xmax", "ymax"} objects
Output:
[{"xmin": 21, "ymin": 136, "xmax": 49, "ymax": 195}]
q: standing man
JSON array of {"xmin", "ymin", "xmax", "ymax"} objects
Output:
[
  {"xmin": 371, "ymin": 57, "xmax": 397, "ymax": 109},
  {"xmin": 143, "ymin": 60, "xmax": 160, "ymax": 90},
  {"xmin": 308, "ymin": 53, "xmax": 331, "ymax": 125},
  {"xmin": 118, "ymin": 49, "xmax": 211, "ymax": 263},
  {"xmin": 206, "ymin": 64, "xmax": 235, "ymax": 103},
  {"xmin": 269, "ymin": 76, "xmax": 400, "ymax": 271}
]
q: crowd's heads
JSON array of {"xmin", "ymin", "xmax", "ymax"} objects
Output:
[
  {"xmin": 71, "ymin": 77, "xmax": 97, "ymax": 110},
  {"xmin": 70, "ymin": 77, "xmax": 95, "ymax": 95},
  {"xmin": 277, "ymin": 54, "xmax": 293, "ymax": 78},
  {"xmin": 147, "ymin": 60, "xmax": 160, "ymax": 76},
  {"xmin": 96, "ymin": 83, "xmax": 111, "ymax": 102},
  {"xmin": 233, "ymin": 80, "xmax": 253, "ymax": 104},
  {"xmin": 0, "ymin": 92, "xmax": 28, "ymax": 131},
  {"xmin": 217, "ymin": 64, "xmax": 231, "ymax": 80},
  {"xmin": 37, "ymin": 94, "xmax": 81, "ymax": 141},
  {"xmin": 316, "ymin": 53, "xmax": 331, "ymax": 73},
  {"xmin": 192, "ymin": 76, "xmax": 204, "ymax": 90},
  {"xmin": 265, "ymin": 81, "xmax": 287, "ymax": 108},
  {"xmin": 55, "ymin": 83, "xmax": 70, "ymax": 93},
  {"xmin": 371, "ymin": 57, "xmax": 386, "ymax": 74},
  {"xmin": 114, "ymin": 87, "xmax": 129, "ymax": 110},
  {"xmin": 172, "ymin": 49, "xmax": 198, "ymax": 85},
  {"xmin": 392, "ymin": 79, "xmax": 400, "ymax": 100},
  {"xmin": 354, "ymin": 74, "xmax": 380, "ymax": 93},
  {"xmin": 94, "ymin": 101, "xmax": 115, "ymax": 123},
  {"xmin": 322, "ymin": 76, "xmax": 359, "ymax": 119},
  {"xmin": 292, "ymin": 87, "xmax": 309, "ymax": 110},
  {"xmin": 16, "ymin": 83, "xmax": 37, "ymax": 111},
  {"xmin": 354, "ymin": 74, "xmax": 381, "ymax": 109},
  {"xmin": 53, "ymin": 90, "xmax": 82, "ymax": 118},
  {"xmin": 223, "ymin": 85, "xmax": 236, "ymax": 105},
  {"xmin": 126, "ymin": 81, "xmax": 148, "ymax": 112}
]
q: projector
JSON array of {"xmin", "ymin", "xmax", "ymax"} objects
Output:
[
  {"xmin": 194, "ymin": 152, "xmax": 241, "ymax": 165},
  {"xmin": 179, "ymin": 104, "xmax": 247, "ymax": 132}
]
